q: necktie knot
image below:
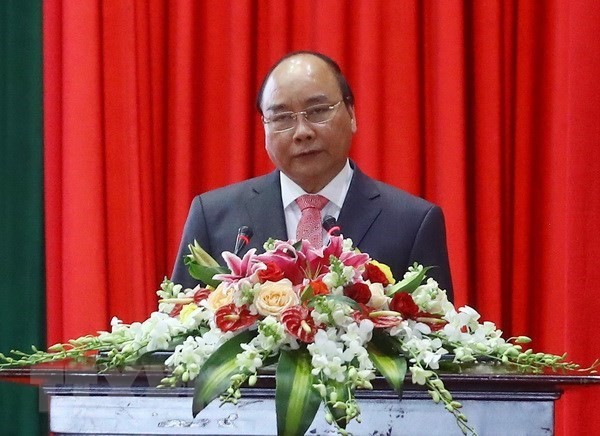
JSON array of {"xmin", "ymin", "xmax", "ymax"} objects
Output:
[
  {"xmin": 296, "ymin": 194, "xmax": 329, "ymax": 212},
  {"xmin": 295, "ymin": 194, "xmax": 329, "ymax": 247}
]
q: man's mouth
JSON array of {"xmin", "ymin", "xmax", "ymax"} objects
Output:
[{"xmin": 296, "ymin": 149, "xmax": 322, "ymax": 157}]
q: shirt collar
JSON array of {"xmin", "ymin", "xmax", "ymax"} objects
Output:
[{"xmin": 280, "ymin": 160, "xmax": 353, "ymax": 209}]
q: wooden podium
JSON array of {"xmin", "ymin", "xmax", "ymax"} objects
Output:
[{"xmin": 2, "ymin": 362, "xmax": 599, "ymax": 435}]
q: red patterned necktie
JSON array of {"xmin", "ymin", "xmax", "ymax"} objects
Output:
[{"xmin": 295, "ymin": 194, "xmax": 329, "ymax": 247}]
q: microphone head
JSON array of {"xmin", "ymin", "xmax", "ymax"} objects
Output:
[
  {"xmin": 322, "ymin": 215, "xmax": 336, "ymax": 230},
  {"xmin": 234, "ymin": 226, "xmax": 253, "ymax": 255},
  {"xmin": 238, "ymin": 226, "xmax": 253, "ymax": 238},
  {"xmin": 322, "ymin": 215, "xmax": 341, "ymax": 236}
]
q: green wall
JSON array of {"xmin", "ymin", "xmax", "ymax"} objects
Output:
[{"xmin": 0, "ymin": 1, "xmax": 46, "ymax": 434}]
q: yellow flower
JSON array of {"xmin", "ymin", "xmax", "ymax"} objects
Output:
[
  {"xmin": 206, "ymin": 282, "xmax": 234, "ymax": 311},
  {"xmin": 187, "ymin": 240, "xmax": 220, "ymax": 267},
  {"xmin": 370, "ymin": 260, "xmax": 396, "ymax": 285},
  {"xmin": 179, "ymin": 303, "xmax": 199, "ymax": 323},
  {"xmin": 254, "ymin": 279, "xmax": 300, "ymax": 318}
]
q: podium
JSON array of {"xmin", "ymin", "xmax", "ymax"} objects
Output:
[{"xmin": 2, "ymin": 362, "xmax": 600, "ymax": 435}]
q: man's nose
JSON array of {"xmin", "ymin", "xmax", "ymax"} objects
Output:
[{"xmin": 292, "ymin": 115, "xmax": 315, "ymax": 141}]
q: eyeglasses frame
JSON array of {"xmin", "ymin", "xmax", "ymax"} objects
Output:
[{"xmin": 261, "ymin": 100, "xmax": 343, "ymax": 132}]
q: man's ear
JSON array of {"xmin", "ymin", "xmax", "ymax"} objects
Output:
[{"xmin": 347, "ymin": 105, "xmax": 357, "ymax": 133}]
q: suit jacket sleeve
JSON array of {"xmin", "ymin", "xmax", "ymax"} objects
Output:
[
  {"xmin": 338, "ymin": 165, "xmax": 454, "ymax": 301},
  {"xmin": 408, "ymin": 205, "xmax": 453, "ymax": 301},
  {"xmin": 171, "ymin": 195, "xmax": 211, "ymax": 290}
]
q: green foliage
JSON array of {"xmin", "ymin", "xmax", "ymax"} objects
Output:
[
  {"xmin": 367, "ymin": 331, "xmax": 407, "ymax": 393},
  {"xmin": 185, "ymin": 261, "xmax": 229, "ymax": 288},
  {"xmin": 192, "ymin": 330, "xmax": 257, "ymax": 415},
  {"xmin": 184, "ymin": 240, "xmax": 228, "ymax": 287},
  {"xmin": 275, "ymin": 348, "xmax": 321, "ymax": 436},
  {"xmin": 388, "ymin": 264, "xmax": 433, "ymax": 295}
]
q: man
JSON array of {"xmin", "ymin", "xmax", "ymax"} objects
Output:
[{"xmin": 171, "ymin": 51, "xmax": 453, "ymax": 300}]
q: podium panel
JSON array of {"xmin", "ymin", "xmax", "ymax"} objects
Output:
[
  {"xmin": 2, "ymin": 364, "xmax": 599, "ymax": 436},
  {"xmin": 48, "ymin": 390, "xmax": 555, "ymax": 435}
]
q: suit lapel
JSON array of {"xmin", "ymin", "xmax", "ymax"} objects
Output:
[
  {"xmin": 338, "ymin": 166, "xmax": 382, "ymax": 246},
  {"xmin": 241, "ymin": 166, "xmax": 381, "ymax": 249},
  {"xmin": 243, "ymin": 171, "xmax": 288, "ymax": 248}
]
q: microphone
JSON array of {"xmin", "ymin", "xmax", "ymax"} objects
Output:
[
  {"xmin": 322, "ymin": 215, "xmax": 341, "ymax": 236},
  {"xmin": 234, "ymin": 226, "xmax": 253, "ymax": 255}
]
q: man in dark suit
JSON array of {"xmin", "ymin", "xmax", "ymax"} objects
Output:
[{"xmin": 172, "ymin": 51, "xmax": 453, "ymax": 300}]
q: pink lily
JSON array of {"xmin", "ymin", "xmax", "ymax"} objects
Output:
[{"xmin": 213, "ymin": 248, "xmax": 258, "ymax": 282}]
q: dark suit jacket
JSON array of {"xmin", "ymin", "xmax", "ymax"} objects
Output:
[{"xmin": 171, "ymin": 165, "xmax": 453, "ymax": 300}]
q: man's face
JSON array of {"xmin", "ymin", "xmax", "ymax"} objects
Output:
[{"xmin": 260, "ymin": 55, "xmax": 356, "ymax": 193}]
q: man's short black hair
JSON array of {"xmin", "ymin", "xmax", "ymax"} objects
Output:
[{"xmin": 255, "ymin": 51, "xmax": 355, "ymax": 114}]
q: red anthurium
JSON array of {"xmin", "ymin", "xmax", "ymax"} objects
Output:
[
  {"xmin": 390, "ymin": 292, "xmax": 420, "ymax": 319},
  {"xmin": 281, "ymin": 305, "xmax": 321, "ymax": 343},
  {"xmin": 215, "ymin": 304, "xmax": 258, "ymax": 332},
  {"xmin": 193, "ymin": 287, "xmax": 211, "ymax": 303},
  {"xmin": 415, "ymin": 314, "xmax": 448, "ymax": 331},
  {"xmin": 343, "ymin": 282, "xmax": 371, "ymax": 304},
  {"xmin": 363, "ymin": 263, "xmax": 389, "ymax": 287},
  {"xmin": 169, "ymin": 304, "xmax": 183, "ymax": 317},
  {"xmin": 353, "ymin": 304, "xmax": 404, "ymax": 328},
  {"xmin": 257, "ymin": 261, "xmax": 286, "ymax": 283}
]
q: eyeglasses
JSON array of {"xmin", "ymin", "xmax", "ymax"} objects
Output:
[{"xmin": 262, "ymin": 101, "xmax": 343, "ymax": 132}]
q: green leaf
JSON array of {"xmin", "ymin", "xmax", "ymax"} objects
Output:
[
  {"xmin": 388, "ymin": 264, "xmax": 433, "ymax": 295},
  {"xmin": 183, "ymin": 240, "xmax": 229, "ymax": 287},
  {"xmin": 300, "ymin": 283, "xmax": 315, "ymax": 302},
  {"xmin": 276, "ymin": 348, "xmax": 321, "ymax": 436},
  {"xmin": 187, "ymin": 240, "xmax": 220, "ymax": 267},
  {"xmin": 262, "ymin": 353, "xmax": 279, "ymax": 368},
  {"xmin": 185, "ymin": 261, "xmax": 229, "ymax": 288},
  {"xmin": 367, "ymin": 330, "xmax": 407, "ymax": 393},
  {"xmin": 192, "ymin": 330, "xmax": 257, "ymax": 416}
]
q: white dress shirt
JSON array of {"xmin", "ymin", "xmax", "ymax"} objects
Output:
[{"xmin": 280, "ymin": 160, "xmax": 354, "ymax": 243}]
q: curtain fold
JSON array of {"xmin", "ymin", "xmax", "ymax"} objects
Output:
[
  {"xmin": 0, "ymin": 1, "xmax": 46, "ymax": 434},
  {"xmin": 41, "ymin": 1, "xmax": 600, "ymax": 434}
]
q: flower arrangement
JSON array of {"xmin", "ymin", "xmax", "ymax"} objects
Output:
[{"xmin": 1, "ymin": 236, "xmax": 596, "ymax": 435}]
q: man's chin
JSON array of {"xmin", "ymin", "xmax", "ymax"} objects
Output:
[{"xmin": 288, "ymin": 168, "xmax": 336, "ymax": 193}]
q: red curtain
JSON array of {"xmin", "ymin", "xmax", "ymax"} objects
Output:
[{"xmin": 43, "ymin": 1, "xmax": 600, "ymax": 434}]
